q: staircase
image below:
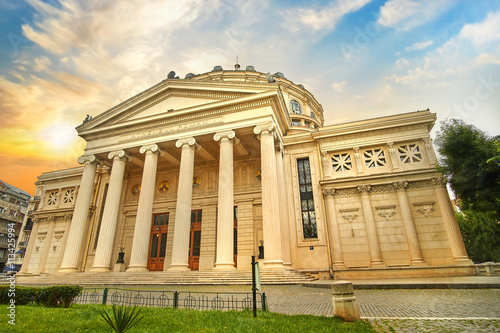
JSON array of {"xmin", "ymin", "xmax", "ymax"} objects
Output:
[{"xmin": 13, "ymin": 269, "xmax": 317, "ymax": 286}]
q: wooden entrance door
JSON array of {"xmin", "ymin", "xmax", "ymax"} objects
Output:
[
  {"xmin": 233, "ymin": 206, "xmax": 237, "ymax": 267},
  {"xmin": 189, "ymin": 210, "xmax": 202, "ymax": 270},
  {"xmin": 148, "ymin": 213, "xmax": 169, "ymax": 271}
]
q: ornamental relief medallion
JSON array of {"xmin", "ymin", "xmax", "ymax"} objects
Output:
[
  {"xmin": 413, "ymin": 202, "xmax": 435, "ymax": 217},
  {"xmin": 376, "ymin": 206, "xmax": 396, "ymax": 220}
]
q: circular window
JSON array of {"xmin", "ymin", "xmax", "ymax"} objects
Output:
[
  {"xmin": 290, "ymin": 100, "xmax": 302, "ymax": 114},
  {"xmin": 158, "ymin": 180, "xmax": 170, "ymax": 192}
]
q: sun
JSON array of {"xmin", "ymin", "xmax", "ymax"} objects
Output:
[{"xmin": 39, "ymin": 124, "xmax": 78, "ymax": 150}]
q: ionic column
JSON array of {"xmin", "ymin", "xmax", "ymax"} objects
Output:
[
  {"xmin": 37, "ymin": 217, "xmax": 56, "ymax": 273},
  {"xmin": 393, "ymin": 181, "xmax": 426, "ymax": 265},
  {"xmin": 254, "ymin": 124, "xmax": 283, "ymax": 268},
  {"xmin": 357, "ymin": 185, "xmax": 384, "ymax": 266},
  {"xmin": 169, "ymin": 138, "xmax": 197, "ymax": 271},
  {"xmin": 91, "ymin": 150, "xmax": 130, "ymax": 272},
  {"xmin": 59, "ymin": 155, "xmax": 99, "ymax": 273},
  {"xmin": 214, "ymin": 131, "xmax": 236, "ymax": 270},
  {"xmin": 323, "ymin": 188, "xmax": 346, "ymax": 268},
  {"xmin": 276, "ymin": 143, "xmax": 292, "ymax": 266},
  {"xmin": 432, "ymin": 177, "xmax": 472, "ymax": 264},
  {"xmin": 127, "ymin": 144, "xmax": 162, "ymax": 272}
]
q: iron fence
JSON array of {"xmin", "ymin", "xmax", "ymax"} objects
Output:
[{"xmin": 74, "ymin": 288, "xmax": 267, "ymax": 312}]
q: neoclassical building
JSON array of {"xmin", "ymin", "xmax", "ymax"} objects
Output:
[{"xmin": 19, "ymin": 66, "xmax": 475, "ymax": 280}]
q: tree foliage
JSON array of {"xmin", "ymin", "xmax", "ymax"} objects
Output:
[
  {"xmin": 435, "ymin": 119, "xmax": 500, "ymax": 217},
  {"xmin": 456, "ymin": 210, "xmax": 500, "ymax": 263}
]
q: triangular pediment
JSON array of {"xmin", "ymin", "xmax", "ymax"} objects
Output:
[{"xmin": 77, "ymin": 80, "xmax": 262, "ymax": 132}]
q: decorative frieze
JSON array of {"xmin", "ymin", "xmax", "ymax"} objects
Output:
[
  {"xmin": 375, "ymin": 206, "xmax": 396, "ymax": 220},
  {"xmin": 322, "ymin": 188, "xmax": 336, "ymax": 197},
  {"xmin": 356, "ymin": 185, "xmax": 372, "ymax": 194},
  {"xmin": 413, "ymin": 202, "xmax": 435, "ymax": 217},
  {"xmin": 340, "ymin": 208, "xmax": 359, "ymax": 223}
]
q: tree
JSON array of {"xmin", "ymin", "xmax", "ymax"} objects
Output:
[
  {"xmin": 435, "ymin": 119, "xmax": 500, "ymax": 218},
  {"xmin": 456, "ymin": 210, "xmax": 500, "ymax": 263}
]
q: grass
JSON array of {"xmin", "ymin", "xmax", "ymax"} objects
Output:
[{"xmin": 0, "ymin": 304, "xmax": 376, "ymax": 332}]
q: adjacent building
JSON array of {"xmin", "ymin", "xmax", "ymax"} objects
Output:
[
  {"xmin": 0, "ymin": 180, "xmax": 31, "ymax": 270},
  {"xmin": 19, "ymin": 66, "xmax": 474, "ymax": 280}
]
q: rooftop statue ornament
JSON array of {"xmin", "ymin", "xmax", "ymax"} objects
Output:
[
  {"xmin": 246, "ymin": 65, "xmax": 255, "ymax": 71},
  {"xmin": 185, "ymin": 73, "xmax": 195, "ymax": 79},
  {"xmin": 167, "ymin": 71, "xmax": 176, "ymax": 79},
  {"xmin": 83, "ymin": 114, "xmax": 92, "ymax": 123},
  {"xmin": 213, "ymin": 65, "xmax": 223, "ymax": 71},
  {"xmin": 274, "ymin": 72, "xmax": 285, "ymax": 79},
  {"xmin": 266, "ymin": 73, "xmax": 276, "ymax": 83}
]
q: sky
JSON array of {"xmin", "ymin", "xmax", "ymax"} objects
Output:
[{"xmin": 0, "ymin": 0, "xmax": 499, "ymax": 195}]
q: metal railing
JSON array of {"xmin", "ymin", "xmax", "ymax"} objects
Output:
[{"xmin": 74, "ymin": 287, "xmax": 267, "ymax": 312}]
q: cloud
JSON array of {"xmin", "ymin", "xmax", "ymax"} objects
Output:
[
  {"xmin": 405, "ymin": 40, "xmax": 434, "ymax": 52},
  {"xmin": 283, "ymin": 0, "xmax": 372, "ymax": 33},
  {"xmin": 378, "ymin": 0, "xmax": 455, "ymax": 30},
  {"xmin": 459, "ymin": 11, "xmax": 500, "ymax": 46},
  {"xmin": 331, "ymin": 81, "xmax": 347, "ymax": 91}
]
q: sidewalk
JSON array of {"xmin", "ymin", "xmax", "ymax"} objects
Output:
[{"xmin": 304, "ymin": 275, "xmax": 500, "ymax": 289}]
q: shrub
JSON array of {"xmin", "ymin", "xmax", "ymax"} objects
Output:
[
  {"xmin": 0, "ymin": 286, "xmax": 37, "ymax": 305},
  {"xmin": 99, "ymin": 305, "xmax": 144, "ymax": 333},
  {"xmin": 35, "ymin": 285, "xmax": 83, "ymax": 308}
]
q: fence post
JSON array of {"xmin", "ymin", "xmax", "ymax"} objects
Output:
[
  {"xmin": 174, "ymin": 291, "xmax": 178, "ymax": 309},
  {"xmin": 261, "ymin": 293, "xmax": 267, "ymax": 312},
  {"xmin": 102, "ymin": 288, "xmax": 108, "ymax": 305}
]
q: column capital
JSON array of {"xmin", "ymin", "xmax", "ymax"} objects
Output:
[
  {"xmin": 253, "ymin": 123, "xmax": 276, "ymax": 136},
  {"xmin": 357, "ymin": 185, "xmax": 372, "ymax": 194},
  {"xmin": 432, "ymin": 176, "xmax": 447, "ymax": 187},
  {"xmin": 108, "ymin": 150, "xmax": 131, "ymax": 161},
  {"xmin": 322, "ymin": 188, "xmax": 336, "ymax": 197},
  {"xmin": 393, "ymin": 181, "xmax": 409, "ymax": 191},
  {"xmin": 77, "ymin": 155, "xmax": 101, "ymax": 165},
  {"xmin": 175, "ymin": 137, "xmax": 198, "ymax": 149},
  {"xmin": 214, "ymin": 131, "xmax": 236, "ymax": 142},
  {"xmin": 139, "ymin": 144, "xmax": 163, "ymax": 155}
]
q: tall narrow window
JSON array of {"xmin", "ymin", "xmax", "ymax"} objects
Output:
[{"xmin": 297, "ymin": 158, "xmax": 317, "ymax": 238}]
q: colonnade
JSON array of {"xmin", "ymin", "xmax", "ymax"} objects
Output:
[
  {"xmin": 323, "ymin": 178, "xmax": 470, "ymax": 268},
  {"xmin": 58, "ymin": 125, "xmax": 285, "ymax": 273}
]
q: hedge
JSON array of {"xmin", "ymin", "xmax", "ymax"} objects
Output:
[{"xmin": 0, "ymin": 285, "xmax": 82, "ymax": 307}]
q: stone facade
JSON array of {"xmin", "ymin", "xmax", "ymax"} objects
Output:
[{"xmin": 20, "ymin": 67, "xmax": 474, "ymax": 279}]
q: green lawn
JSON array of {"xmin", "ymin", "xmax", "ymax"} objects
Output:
[{"xmin": 0, "ymin": 304, "xmax": 375, "ymax": 332}]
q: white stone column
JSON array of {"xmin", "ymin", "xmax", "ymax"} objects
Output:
[
  {"xmin": 91, "ymin": 150, "xmax": 130, "ymax": 272},
  {"xmin": 323, "ymin": 188, "xmax": 346, "ymax": 268},
  {"xmin": 393, "ymin": 181, "xmax": 426, "ymax": 265},
  {"xmin": 127, "ymin": 144, "xmax": 162, "ymax": 272},
  {"xmin": 214, "ymin": 131, "xmax": 236, "ymax": 270},
  {"xmin": 59, "ymin": 155, "xmax": 99, "ymax": 273},
  {"xmin": 357, "ymin": 185, "xmax": 384, "ymax": 266},
  {"xmin": 275, "ymin": 143, "xmax": 292, "ymax": 266},
  {"xmin": 254, "ymin": 124, "xmax": 283, "ymax": 268},
  {"xmin": 432, "ymin": 177, "xmax": 472, "ymax": 264},
  {"xmin": 169, "ymin": 138, "xmax": 197, "ymax": 271},
  {"xmin": 19, "ymin": 220, "xmax": 39, "ymax": 274}
]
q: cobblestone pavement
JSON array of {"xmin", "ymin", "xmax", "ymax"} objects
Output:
[{"xmin": 102, "ymin": 284, "xmax": 500, "ymax": 332}]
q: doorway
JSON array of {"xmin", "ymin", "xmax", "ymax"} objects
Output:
[
  {"xmin": 189, "ymin": 210, "xmax": 202, "ymax": 270},
  {"xmin": 148, "ymin": 213, "xmax": 169, "ymax": 271}
]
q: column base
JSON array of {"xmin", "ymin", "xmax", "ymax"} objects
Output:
[
  {"xmin": 410, "ymin": 260, "xmax": 428, "ymax": 267},
  {"xmin": 370, "ymin": 260, "xmax": 386, "ymax": 268},
  {"xmin": 90, "ymin": 266, "xmax": 111, "ymax": 273},
  {"xmin": 333, "ymin": 263, "xmax": 347, "ymax": 269},
  {"xmin": 58, "ymin": 267, "xmax": 79, "ymax": 273},
  {"xmin": 214, "ymin": 263, "xmax": 236, "ymax": 270},
  {"xmin": 263, "ymin": 260, "xmax": 284, "ymax": 269},
  {"xmin": 168, "ymin": 264, "xmax": 190, "ymax": 271},
  {"xmin": 453, "ymin": 257, "xmax": 474, "ymax": 265},
  {"xmin": 126, "ymin": 265, "xmax": 148, "ymax": 272}
]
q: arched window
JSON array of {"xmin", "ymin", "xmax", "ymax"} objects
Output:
[{"xmin": 290, "ymin": 100, "xmax": 302, "ymax": 114}]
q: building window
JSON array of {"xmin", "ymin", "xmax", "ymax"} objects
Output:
[
  {"xmin": 331, "ymin": 153, "xmax": 352, "ymax": 172},
  {"xmin": 398, "ymin": 144, "xmax": 422, "ymax": 163},
  {"xmin": 310, "ymin": 112, "xmax": 316, "ymax": 119},
  {"xmin": 304, "ymin": 121, "xmax": 311, "ymax": 128},
  {"xmin": 297, "ymin": 158, "xmax": 317, "ymax": 239},
  {"xmin": 364, "ymin": 149, "xmax": 386, "ymax": 168},
  {"xmin": 63, "ymin": 189, "xmax": 75, "ymax": 204},
  {"xmin": 291, "ymin": 119, "xmax": 301, "ymax": 126},
  {"xmin": 47, "ymin": 192, "xmax": 58, "ymax": 206},
  {"xmin": 290, "ymin": 100, "xmax": 302, "ymax": 114}
]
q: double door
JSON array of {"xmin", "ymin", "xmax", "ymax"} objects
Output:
[{"xmin": 148, "ymin": 213, "xmax": 169, "ymax": 271}]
